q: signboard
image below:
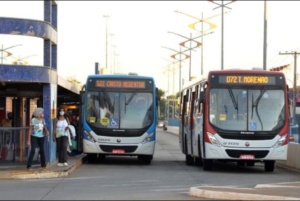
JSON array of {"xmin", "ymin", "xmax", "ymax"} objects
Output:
[
  {"xmin": 219, "ymin": 75, "xmax": 275, "ymax": 85},
  {"xmin": 210, "ymin": 74, "xmax": 284, "ymax": 86},
  {"xmin": 95, "ymin": 80, "xmax": 146, "ymax": 88}
]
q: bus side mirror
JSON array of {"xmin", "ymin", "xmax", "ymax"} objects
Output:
[{"xmin": 199, "ymin": 91, "xmax": 206, "ymax": 103}]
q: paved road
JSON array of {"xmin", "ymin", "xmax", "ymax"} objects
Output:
[{"xmin": 0, "ymin": 129, "xmax": 299, "ymax": 200}]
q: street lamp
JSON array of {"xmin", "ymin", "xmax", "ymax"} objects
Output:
[
  {"xmin": 167, "ymin": 31, "xmax": 206, "ymax": 81},
  {"xmin": 112, "ymin": 45, "xmax": 117, "ymax": 74},
  {"xmin": 161, "ymin": 46, "xmax": 190, "ymax": 93},
  {"xmin": 263, "ymin": 0, "xmax": 268, "ymax": 70},
  {"xmin": 159, "ymin": 63, "xmax": 177, "ymax": 119},
  {"xmin": 11, "ymin": 54, "xmax": 37, "ymax": 65},
  {"xmin": 103, "ymin": 15, "xmax": 110, "ymax": 69},
  {"xmin": 109, "ymin": 33, "xmax": 115, "ymax": 74},
  {"xmin": 175, "ymin": 10, "xmax": 226, "ymax": 75},
  {"xmin": 0, "ymin": 44, "xmax": 22, "ymax": 64},
  {"xmin": 208, "ymin": 0, "xmax": 236, "ymax": 70}
]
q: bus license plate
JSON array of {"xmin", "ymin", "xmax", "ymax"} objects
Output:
[
  {"xmin": 112, "ymin": 149, "xmax": 125, "ymax": 154},
  {"xmin": 240, "ymin": 155, "xmax": 255, "ymax": 160}
]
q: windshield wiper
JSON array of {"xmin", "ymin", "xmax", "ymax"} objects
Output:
[
  {"xmin": 251, "ymin": 86, "xmax": 267, "ymax": 130},
  {"xmin": 125, "ymin": 90, "xmax": 137, "ymax": 105},
  {"xmin": 227, "ymin": 86, "xmax": 239, "ymax": 120},
  {"xmin": 227, "ymin": 86, "xmax": 238, "ymax": 110},
  {"xmin": 124, "ymin": 90, "xmax": 138, "ymax": 114}
]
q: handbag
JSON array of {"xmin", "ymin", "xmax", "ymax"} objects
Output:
[{"xmin": 70, "ymin": 139, "xmax": 77, "ymax": 150}]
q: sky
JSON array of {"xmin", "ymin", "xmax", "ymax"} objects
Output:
[{"xmin": 0, "ymin": 1, "xmax": 300, "ymax": 96}]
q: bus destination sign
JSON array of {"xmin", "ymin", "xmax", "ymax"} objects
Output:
[
  {"xmin": 218, "ymin": 75, "xmax": 277, "ymax": 85},
  {"xmin": 95, "ymin": 80, "xmax": 146, "ymax": 88}
]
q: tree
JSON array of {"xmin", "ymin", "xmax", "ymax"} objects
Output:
[
  {"xmin": 157, "ymin": 88, "xmax": 166, "ymax": 119},
  {"xmin": 67, "ymin": 76, "xmax": 83, "ymax": 89}
]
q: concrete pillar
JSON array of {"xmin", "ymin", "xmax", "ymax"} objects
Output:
[
  {"xmin": 44, "ymin": 1, "xmax": 52, "ymax": 24},
  {"xmin": 52, "ymin": 3, "xmax": 57, "ymax": 29},
  {"xmin": 52, "ymin": 45, "xmax": 57, "ymax": 70},
  {"xmin": 44, "ymin": 40, "xmax": 51, "ymax": 67},
  {"xmin": 43, "ymin": 83, "xmax": 57, "ymax": 164}
]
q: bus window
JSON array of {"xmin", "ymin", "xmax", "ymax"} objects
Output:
[{"xmin": 194, "ymin": 85, "xmax": 199, "ymax": 114}]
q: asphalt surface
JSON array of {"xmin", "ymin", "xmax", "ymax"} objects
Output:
[{"xmin": 0, "ymin": 129, "xmax": 299, "ymax": 200}]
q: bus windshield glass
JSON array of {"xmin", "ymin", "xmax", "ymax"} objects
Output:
[
  {"xmin": 85, "ymin": 91, "xmax": 153, "ymax": 129},
  {"xmin": 209, "ymin": 87, "xmax": 285, "ymax": 131}
]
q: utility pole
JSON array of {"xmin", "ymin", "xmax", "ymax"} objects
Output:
[
  {"xmin": 109, "ymin": 33, "xmax": 114, "ymax": 74},
  {"xmin": 103, "ymin": 15, "xmax": 110, "ymax": 69},
  {"xmin": 209, "ymin": 0, "xmax": 235, "ymax": 70},
  {"xmin": 279, "ymin": 51, "xmax": 300, "ymax": 124},
  {"xmin": 201, "ymin": 12, "xmax": 204, "ymax": 75},
  {"xmin": 263, "ymin": 0, "xmax": 268, "ymax": 70}
]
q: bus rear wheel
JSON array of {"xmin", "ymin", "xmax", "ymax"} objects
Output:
[
  {"xmin": 185, "ymin": 154, "xmax": 194, "ymax": 166},
  {"xmin": 264, "ymin": 160, "xmax": 275, "ymax": 172},
  {"xmin": 138, "ymin": 155, "xmax": 153, "ymax": 165}
]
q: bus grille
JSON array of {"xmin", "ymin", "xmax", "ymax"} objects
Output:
[
  {"xmin": 100, "ymin": 145, "xmax": 138, "ymax": 153},
  {"xmin": 226, "ymin": 150, "xmax": 269, "ymax": 158},
  {"xmin": 219, "ymin": 133, "xmax": 276, "ymax": 140}
]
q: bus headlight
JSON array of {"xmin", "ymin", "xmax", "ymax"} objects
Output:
[
  {"xmin": 207, "ymin": 132, "xmax": 222, "ymax": 147},
  {"xmin": 272, "ymin": 134, "xmax": 287, "ymax": 148},
  {"xmin": 84, "ymin": 130, "xmax": 96, "ymax": 142},
  {"xmin": 142, "ymin": 132, "xmax": 154, "ymax": 144}
]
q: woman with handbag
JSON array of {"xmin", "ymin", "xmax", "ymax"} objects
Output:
[
  {"xmin": 27, "ymin": 107, "xmax": 49, "ymax": 170},
  {"xmin": 53, "ymin": 107, "xmax": 70, "ymax": 167}
]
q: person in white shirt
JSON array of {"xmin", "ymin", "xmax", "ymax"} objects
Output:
[
  {"xmin": 99, "ymin": 99, "xmax": 112, "ymax": 119},
  {"xmin": 53, "ymin": 108, "xmax": 70, "ymax": 167}
]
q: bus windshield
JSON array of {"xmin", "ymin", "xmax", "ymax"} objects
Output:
[
  {"xmin": 85, "ymin": 91, "xmax": 153, "ymax": 129},
  {"xmin": 209, "ymin": 87, "xmax": 285, "ymax": 132}
]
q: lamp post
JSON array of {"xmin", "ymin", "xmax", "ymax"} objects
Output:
[
  {"xmin": 112, "ymin": 45, "xmax": 117, "ymax": 74},
  {"xmin": 158, "ymin": 63, "xmax": 176, "ymax": 120},
  {"xmin": 161, "ymin": 46, "xmax": 190, "ymax": 93},
  {"xmin": 167, "ymin": 31, "xmax": 211, "ymax": 81},
  {"xmin": 175, "ymin": 10, "xmax": 221, "ymax": 75},
  {"xmin": 109, "ymin": 33, "xmax": 115, "ymax": 74},
  {"xmin": 263, "ymin": 0, "xmax": 268, "ymax": 70},
  {"xmin": 11, "ymin": 54, "xmax": 37, "ymax": 65},
  {"xmin": 103, "ymin": 15, "xmax": 110, "ymax": 69},
  {"xmin": 0, "ymin": 44, "xmax": 22, "ymax": 64},
  {"xmin": 208, "ymin": 0, "xmax": 236, "ymax": 70}
]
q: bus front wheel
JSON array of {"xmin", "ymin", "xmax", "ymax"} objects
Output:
[
  {"xmin": 138, "ymin": 155, "xmax": 153, "ymax": 165},
  {"xmin": 87, "ymin": 154, "xmax": 98, "ymax": 164},
  {"xmin": 203, "ymin": 159, "xmax": 213, "ymax": 171},
  {"xmin": 264, "ymin": 160, "xmax": 275, "ymax": 172}
]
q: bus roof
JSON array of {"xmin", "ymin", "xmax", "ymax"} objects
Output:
[{"xmin": 208, "ymin": 69, "xmax": 285, "ymax": 76}]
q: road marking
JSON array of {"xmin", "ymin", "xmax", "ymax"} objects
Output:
[{"xmin": 150, "ymin": 188, "xmax": 189, "ymax": 192}]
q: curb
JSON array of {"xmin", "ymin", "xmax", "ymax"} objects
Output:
[
  {"xmin": 9, "ymin": 155, "xmax": 87, "ymax": 180},
  {"xmin": 189, "ymin": 186, "xmax": 299, "ymax": 200}
]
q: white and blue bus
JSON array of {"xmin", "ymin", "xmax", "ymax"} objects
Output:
[{"xmin": 80, "ymin": 74, "xmax": 158, "ymax": 164}]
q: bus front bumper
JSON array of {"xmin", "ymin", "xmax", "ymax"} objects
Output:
[
  {"xmin": 83, "ymin": 139, "xmax": 155, "ymax": 156},
  {"xmin": 204, "ymin": 142, "xmax": 288, "ymax": 161}
]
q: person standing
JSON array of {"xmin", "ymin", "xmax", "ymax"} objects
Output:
[
  {"xmin": 27, "ymin": 108, "xmax": 49, "ymax": 170},
  {"xmin": 0, "ymin": 112, "xmax": 12, "ymax": 127},
  {"xmin": 53, "ymin": 108, "xmax": 70, "ymax": 167}
]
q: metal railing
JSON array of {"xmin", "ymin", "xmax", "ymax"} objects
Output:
[{"xmin": 0, "ymin": 127, "xmax": 29, "ymax": 162}]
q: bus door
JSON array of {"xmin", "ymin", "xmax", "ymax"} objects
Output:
[
  {"xmin": 78, "ymin": 88, "xmax": 85, "ymax": 153},
  {"xmin": 179, "ymin": 92, "xmax": 184, "ymax": 152},
  {"xmin": 183, "ymin": 89, "xmax": 191, "ymax": 155},
  {"xmin": 186, "ymin": 88, "xmax": 193, "ymax": 155},
  {"xmin": 192, "ymin": 85, "xmax": 202, "ymax": 158}
]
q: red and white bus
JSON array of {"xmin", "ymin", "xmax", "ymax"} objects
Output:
[{"xmin": 179, "ymin": 69, "xmax": 290, "ymax": 172}]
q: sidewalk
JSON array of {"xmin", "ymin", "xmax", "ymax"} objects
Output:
[
  {"xmin": 0, "ymin": 154, "xmax": 86, "ymax": 180},
  {"xmin": 190, "ymin": 181, "xmax": 300, "ymax": 200}
]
